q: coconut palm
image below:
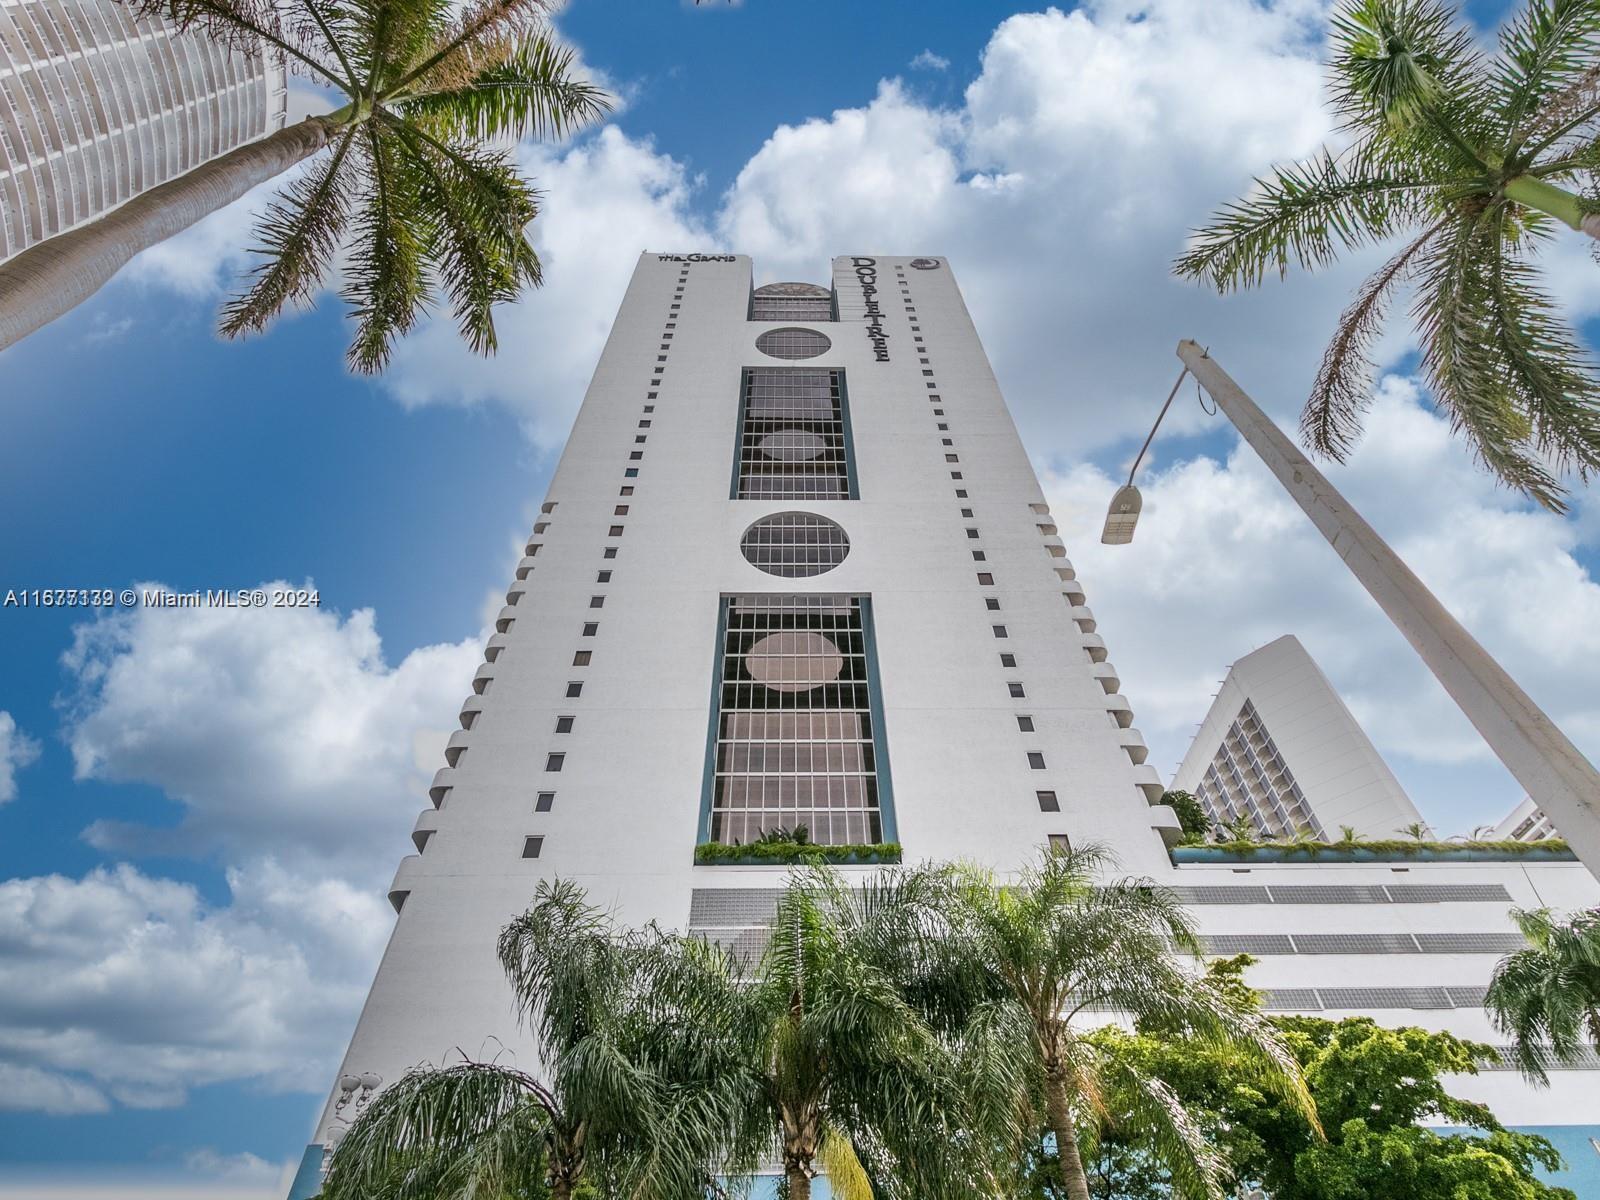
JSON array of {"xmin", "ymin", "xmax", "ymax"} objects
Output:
[
  {"xmin": 1486, "ymin": 906, "xmax": 1600, "ymax": 1082},
  {"xmin": 320, "ymin": 879, "xmax": 719, "ymax": 1200},
  {"xmin": 928, "ymin": 846, "xmax": 1319, "ymax": 1200},
  {"xmin": 647, "ymin": 866, "xmax": 983, "ymax": 1200},
  {"xmin": 0, "ymin": 0, "xmax": 608, "ymax": 368},
  {"xmin": 1176, "ymin": 0, "xmax": 1600, "ymax": 511}
]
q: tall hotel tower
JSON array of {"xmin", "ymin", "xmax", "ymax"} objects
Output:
[
  {"xmin": 0, "ymin": 0, "xmax": 287, "ymax": 260},
  {"xmin": 295, "ymin": 253, "xmax": 1600, "ymax": 1195}
]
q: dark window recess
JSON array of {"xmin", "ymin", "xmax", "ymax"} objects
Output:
[
  {"xmin": 1037, "ymin": 791, "xmax": 1060, "ymax": 812},
  {"xmin": 955, "ymin": 489, "xmax": 968, "ymax": 498},
  {"xmin": 959, "ymin": 506, "xmax": 971, "ymax": 516},
  {"xmin": 945, "ymin": 454, "xmax": 959, "ymax": 463},
  {"xmin": 618, "ymin": 487, "xmax": 634, "ymax": 497},
  {"xmin": 555, "ymin": 716, "xmax": 575, "ymax": 733},
  {"xmin": 565, "ymin": 681, "xmax": 584, "ymax": 697},
  {"xmin": 985, "ymin": 598, "xmax": 1001, "ymax": 611},
  {"xmin": 635, "ymin": 435, "xmax": 647, "ymax": 444},
  {"xmin": 1049, "ymin": 834, "xmax": 1071, "ymax": 853},
  {"xmin": 609, "ymin": 525, "xmax": 625, "ymax": 536},
  {"xmin": 1017, "ymin": 715, "xmax": 1035, "ymax": 732},
  {"xmin": 1008, "ymin": 682, "xmax": 1026, "ymax": 698},
  {"xmin": 624, "ymin": 468, "xmax": 639, "ymax": 478},
  {"xmin": 590, "ymin": 596, "xmax": 605, "ymax": 608},
  {"xmin": 1028, "ymin": 752, "xmax": 1046, "ymax": 769},
  {"xmin": 972, "ymin": 551, "xmax": 987, "ymax": 562},
  {"xmin": 535, "ymin": 792, "xmax": 555, "ymax": 812},
  {"xmin": 733, "ymin": 368, "xmax": 855, "ymax": 499},
  {"xmin": 597, "ymin": 570, "xmax": 612, "ymax": 583},
  {"xmin": 615, "ymin": 505, "xmax": 629, "ymax": 515},
  {"xmin": 522, "ymin": 836, "xmax": 544, "ymax": 858},
  {"xmin": 977, "ymin": 572, "xmax": 995, "ymax": 585},
  {"xmin": 999, "ymin": 653, "xmax": 1017, "ymax": 667},
  {"xmin": 545, "ymin": 753, "xmax": 565, "ymax": 772},
  {"xmin": 573, "ymin": 651, "xmax": 592, "ymax": 666},
  {"xmin": 603, "ymin": 547, "xmax": 618, "ymax": 559},
  {"xmin": 629, "ymin": 451, "xmax": 643, "ymax": 461},
  {"xmin": 993, "ymin": 626, "xmax": 1008, "ymax": 638},
  {"xmin": 966, "ymin": 528, "xmax": 980, "ymax": 539},
  {"xmin": 582, "ymin": 623, "xmax": 598, "ymax": 636}
]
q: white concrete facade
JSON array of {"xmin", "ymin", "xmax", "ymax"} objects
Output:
[
  {"xmin": 0, "ymin": 0, "xmax": 286, "ymax": 260},
  {"xmin": 297, "ymin": 255, "xmax": 1600, "ymax": 1195},
  {"xmin": 1493, "ymin": 797, "xmax": 1559, "ymax": 843},
  {"xmin": 1172, "ymin": 633, "xmax": 1426, "ymax": 839}
]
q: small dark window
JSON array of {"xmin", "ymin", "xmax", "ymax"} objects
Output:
[
  {"xmin": 555, "ymin": 716, "xmax": 575, "ymax": 733},
  {"xmin": 618, "ymin": 487, "xmax": 634, "ymax": 497},
  {"xmin": 977, "ymin": 572, "xmax": 994, "ymax": 585},
  {"xmin": 625, "ymin": 468, "xmax": 639, "ymax": 478},
  {"xmin": 590, "ymin": 595, "xmax": 605, "ymax": 608},
  {"xmin": 951, "ymin": 471, "xmax": 964, "ymax": 480},
  {"xmin": 985, "ymin": 598, "xmax": 1000, "ymax": 611},
  {"xmin": 643, "ymin": 405, "xmax": 655, "ymax": 412},
  {"xmin": 1028, "ymin": 752, "xmax": 1046, "ymax": 769},
  {"xmin": 1008, "ymin": 682, "xmax": 1026, "ymax": 698},
  {"xmin": 966, "ymin": 528, "xmax": 979, "ymax": 539},
  {"xmin": 573, "ymin": 651, "xmax": 592, "ymax": 666},
  {"xmin": 597, "ymin": 570, "xmax": 612, "ymax": 582},
  {"xmin": 638, "ymin": 420, "xmax": 651, "ymax": 428},
  {"xmin": 933, "ymin": 409, "xmax": 944, "ymax": 416},
  {"xmin": 1049, "ymin": 834, "xmax": 1071, "ymax": 853},
  {"xmin": 609, "ymin": 525, "xmax": 625, "ymax": 535},
  {"xmin": 959, "ymin": 506, "xmax": 971, "ymax": 516},
  {"xmin": 545, "ymin": 753, "xmax": 565, "ymax": 772},
  {"xmin": 945, "ymin": 454, "xmax": 959, "ymax": 463},
  {"xmin": 582, "ymin": 622, "xmax": 598, "ymax": 636},
  {"xmin": 1037, "ymin": 791, "xmax": 1060, "ymax": 812},
  {"xmin": 629, "ymin": 451, "xmax": 643, "ymax": 461},
  {"xmin": 1000, "ymin": 653, "xmax": 1017, "ymax": 667},
  {"xmin": 565, "ymin": 681, "xmax": 583, "ymax": 697},
  {"xmin": 522, "ymin": 836, "xmax": 544, "ymax": 858},
  {"xmin": 603, "ymin": 547, "xmax": 618, "ymax": 558},
  {"xmin": 942, "ymin": 438, "xmax": 954, "ymax": 446},
  {"xmin": 536, "ymin": 792, "xmax": 555, "ymax": 812},
  {"xmin": 615, "ymin": 505, "xmax": 629, "ymax": 515},
  {"xmin": 646, "ymin": 392, "xmax": 658, "ymax": 400},
  {"xmin": 634, "ymin": 435, "xmax": 647, "ymax": 444},
  {"xmin": 972, "ymin": 551, "xmax": 987, "ymax": 561},
  {"xmin": 955, "ymin": 489, "xmax": 968, "ymax": 498},
  {"xmin": 1017, "ymin": 715, "xmax": 1035, "ymax": 732},
  {"xmin": 993, "ymin": 625, "xmax": 1008, "ymax": 638}
]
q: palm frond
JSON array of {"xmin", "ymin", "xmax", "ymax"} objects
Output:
[
  {"xmin": 1329, "ymin": 0, "xmax": 1484, "ymax": 133},
  {"xmin": 1487, "ymin": 907, "xmax": 1600, "ymax": 1082},
  {"xmin": 1095, "ymin": 1055, "xmax": 1229, "ymax": 1200},
  {"xmin": 389, "ymin": 0, "xmax": 554, "ymax": 100},
  {"xmin": 1303, "ymin": 220, "xmax": 1444, "ymax": 459},
  {"xmin": 1174, "ymin": 151, "xmax": 1435, "ymax": 291},
  {"xmin": 123, "ymin": 0, "xmax": 347, "ymax": 89},
  {"xmin": 817, "ymin": 1126, "xmax": 875, "ymax": 1200},
  {"xmin": 220, "ymin": 127, "xmax": 359, "ymax": 338},
  {"xmin": 1495, "ymin": 0, "xmax": 1600, "ymax": 146},
  {"xmin": 342, "ymin": 124, "xmax": 431, "ymax": 373},
  {"xmin": 398, "ymin": 34, "xmax": 612, "ymax": 141}
]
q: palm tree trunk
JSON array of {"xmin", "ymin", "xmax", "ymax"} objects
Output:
[
  {"xmin": 785, "ymin": 1164, "xmax": 812, "ymax": 1200},
  {"xmin": 1044, "ymin": 1069, "xmax": 1093, "ymax": 1200},
  {"xmin": 0, "ymin": 114, "xmax": 342, "ymax": 352},
  {"xmin": 1503, "ymin": 175, "xmax": 1600, "ymax": 241}
]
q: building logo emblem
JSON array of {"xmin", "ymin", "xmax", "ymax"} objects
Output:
[{"xmin": 909, "ymin": 257, "xmax": 941, "ymax": 269}]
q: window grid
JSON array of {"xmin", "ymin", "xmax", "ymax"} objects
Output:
[
  {"xmin": 734, "ymin": 368, "xmax": 855, "ymax": 500},
  {"xmin": 741, "ymin": 511, "xmax": 850, "ymax": 578},
  {"xmin": 756, "ymin": 326, "xmax": 832, "ymax": 360},
  {"xmin": 707, "ymin": 594, "xmax": 887, "ymax": 847}
]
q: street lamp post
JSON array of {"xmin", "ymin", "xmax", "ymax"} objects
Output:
[{"xmin": 1107, "ymin": 339, "xmax": 1600, "ymax": 882}]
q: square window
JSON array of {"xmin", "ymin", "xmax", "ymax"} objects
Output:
[
  {"xmin": 977, "ymin": 572, "xmax": 994, "ymax": 585},
  {"xmin": 665, "ymin": 323, "xmax": 676, "ymax": 329},
  {"xmin": 993, "ymin": 625, "xmax": 1008, "ymax": 638},
  {"xmin": 625, "ymin": 468, "xmax": 639, "ymax": 478},
  {"xmin": 644, "ymin": 405, "xmax": 655, "ymax": 412},
  {"xmin": 1049, "ymin": 834, "xmax": 1071, "ymax": 853},
  {"xmin": 960, "ymin": 507, "xmax": 972, "ymax": 516},
  {"xmin": 927, "ymin": 382, "xmax": 938, "ymax": 390},
  {"xmin": 911, "ymin": 325, "xmax": 921, "ymax": 331},
  {"xmin": 589, "ymin": 596, "xmax": 605, "ymax": 608},
  {"xmin": 1027, "ymin": 751, "xmax": 1046, "ymax": 769},
  {"xmin": 985, "ymin": 598, "xmax": 1001, "ymax": 611},
  {"xmin": 933, "ymin": 409, "xmax": 944, "ymax": 416},
  {"xmin": 639, "ymin": 420, "xmax": 651, "ymax": 428},
  {"xmin": 999, "ymin": 653, "xmax": 1017, "ymax": 667},
  {"xmin": 955, "ymin": 489, "xmax": 968, "ymax": 498},
  {"xmin": 1017, "ymin": 715, "xmax": 1034, "ymax": 732},
  {"xmin": 565, "ymin": 681, "xmax": 583, "ymax": 697},
  {"xmin": 573, "ymin": 651, "xmax": 592, "ymax": 666},
  {"xmin": 972, "ymin": 551, "xmax": 987, "ymax": 561},
  {"xmin": 582, "ymin": 622, "xmax": 598, "ymax": 636},
  {"xmin": 619, "ymin": 487, "xmax": 633, "ymax": 497},
  {"xmin": 951, "ymin": 471, "xmax": 964, "ymax": 480},
  {"xmin": 597, "ymin": 570, "xmax": 612, "ymax": 583},
  {"xmin": 945, "ymin": 454, "xmax": 959, "ymax": 463},
  {"xmin": 966, "ymin": 527, "xmax": 979, "ymax": 538},
  {"xmin": 629, "ymin": 451, "xmax": 643, "ymax": 461},
  {"xmin": 536, "ymin": 792, "xmax": 555, "ymax": 812},
  {"xmin": 545, "ymin": 753, "xmax": 565, "ymax": 772},
  {"xmin": 647, "ymin": 392, "xmax": 658, "ymax": 399},
  {"xmin": 1008, "ymin": 682, "xmax": 1026, "ymax": 698},
  {"xmin": 522, "ymin": 835, "xmax": 544, "ymax": 858},
  {"xmin": 603, "ymin": 547, "xmax": 618, "ymax": 559},
  {"xmin": 609, "ymin": 525, "xmax": 625, "ymax": 536},
  {"xmin": 939, "ymin": 424, "xmax": 950, "ymax": 431},
  {"xmin": 615, "ymin": 504, "xmax": 630, "ymax": 515},
  {"xmin": 634, "ymin": 435, "xmax": 647, "ymax": 444},
  {"xmin": 657, "ymin": 355, "xmax": 667, "ymax": 362},
  {"xmin": 1037, "ymin": 791, "xmax": 1060, "ymax": 813},
  {"xmin": 555, "ymin": 715, "xmax": 575, "ymax": 733},
  {"xmin": 942, "ymin": 438, "xmax": 954, "ymax": 446}
]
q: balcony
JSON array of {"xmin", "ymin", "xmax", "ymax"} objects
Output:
[
  {"xmin": 472, "ymin": 663, "xmax": 496, "ymax": 694},
  {"xmin": 411, "ymin": 808, "xmax": 441, "ymax": 852},
  {"xmin": 1117, "ymin": 727, "xmax": 1148, "ymax": 765},
  {"xmin": 514, "ymin": 555, "xmax": 538, "ymax": 581},
  {"xmin": 504, "ymin": 584, "xmax": 525, "ymax": 605},
  {"xmin": 1061, "ymin": 577, "xmax": 1086, "ymax": 603},
  {"xmin": 484, "ymin": 632, "xmax": 510, "ymax": 661},
  {"xmin": 1149, "ymin": 804, "xmax": 1184, "ymax": 847},
  {"xmin": 1104, "ymin": 694, "xmax": 1134, "ymax": 728},
  {"xmin": 444, "ymin": 730, "xmax": 470, "ymax": 767},
  {"xmin": 1042, "ymin": 538, "xmax": 1067, "ymax": 559},
  {"xmin": 458, "ymin": 694, "xmax": 483, "ymax": 729},
  {"xmin": 1090, "ymin": 660, "xmax": 1121, "ymax": 693},
  {"xmin": 1130, "ymin": 763, "xmax": 1166, "ymax": 805},
  {"xmin": 428, "ymin": 768, "xmax": 455, "ymax": 807},
  {"xmin": 494, "ymin": 606, "xmax": 518, "ymax": 633},
  {"xmin": 1080, "ymin": 633, "xmax": 1107, "ymax": 662},
  {"xmin": 1068, "ymin": 605, "xmax": 1096, "ymax": 632},
  {"xmin": 388, "ymin": 855, "xmax": 422, "ymax": 913}
]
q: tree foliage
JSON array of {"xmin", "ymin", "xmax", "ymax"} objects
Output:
[
  {"xmin": 1487, "ymin": 906, "xmax": 1600, "ymax": 1081},
  {"xmin": 1176, "ymin": 0, "xmax": 1600, "ymax": 511}
]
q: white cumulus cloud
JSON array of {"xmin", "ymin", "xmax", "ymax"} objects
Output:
[
  {"xmin": 909, "ymin": 49, "xmax": 950, "ymax": 71},
  {"xmin": 0, "ymin": 712, "xmax": 41, "ymax": 804}
]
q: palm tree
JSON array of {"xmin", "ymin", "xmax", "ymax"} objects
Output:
[
  {"xmin": 930, "ymin": 846, "xmax": 1319, "ymax": 1200},
  {"xmin": 320, "ymin": 879, "xmax": 717, "ymax": 1200},
  {"xmin": 1486, "ymin": 906, "xmax": 1600, "ymax": 1082},
  {"xmin": 0, "ymin": 0, "xmax": 608, "ymax": 369},
  {"xmin": 1176, "ymin": 0, "xmax": 1600, "ymax": 511},
  {"xmin": 648, "ymin": 867, "xmax": 976, "ymax": 1200}
]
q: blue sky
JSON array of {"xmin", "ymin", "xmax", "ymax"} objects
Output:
[{"xmin": 4, "ymin": 0, "xmax": 1600, "ymax": 1193}]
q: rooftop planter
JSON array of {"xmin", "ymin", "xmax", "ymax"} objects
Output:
[
  {"xmin": 694, "ymin": 841, "xmax": 903, "ymax": 867},
  {"xmin": 1171, "ymin": 838, "xmax": 1574, "ymax": 865}
]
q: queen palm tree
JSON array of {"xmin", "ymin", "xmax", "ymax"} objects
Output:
[
  {"xmin": 0, "ymin": 0, "xmax": 608, "ymax": 369},
  {"xmin": 929, "ymin": 846, "xmax": 1319, "ymax": 1200},
  {"xmin": 1486, "ymin": 906, "xmax": 1600, "ymax": 1082},
  {"xmin": 1176, "ymin": 0, "xmax": 1600, "ymax": 512},
  {"xmin": 320, "ymin": 879, "xmax": 720, "ymax": 1200}
]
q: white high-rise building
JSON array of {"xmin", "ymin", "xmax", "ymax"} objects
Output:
[
  {"xmin": 1172, "ymin": 633, "xmax": 1426, "ymax": 840},
  {"xmin": 0, "ymin": 0, "xmax": 286, "ymax": 260},
  {"xmin": 1492, "ymin": 797, "xmax": 1560, "ymax": 843},
  {"xmin": 292, "ymin": 255, "xmax": 1600, "ymax": 1197}
]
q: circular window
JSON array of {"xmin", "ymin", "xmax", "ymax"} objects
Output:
[
  {"xmin": 741, "ymin": 512, "xmax": 850, "ymax": 578},
  {"xmin": 756, "ymin": 327, "xmax": 831, "ymax": 360},
  {"xmin": 758, "ymin": 430, "xmax": 827, "ymax": 461},
  {"xmin": 746, "ymin": 630, "xmax": 845, "ymax": 692}
]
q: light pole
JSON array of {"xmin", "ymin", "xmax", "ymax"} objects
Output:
[{"xmin": 1106, "ymin": 340, "xmax": 1600, "ymax": 881}]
